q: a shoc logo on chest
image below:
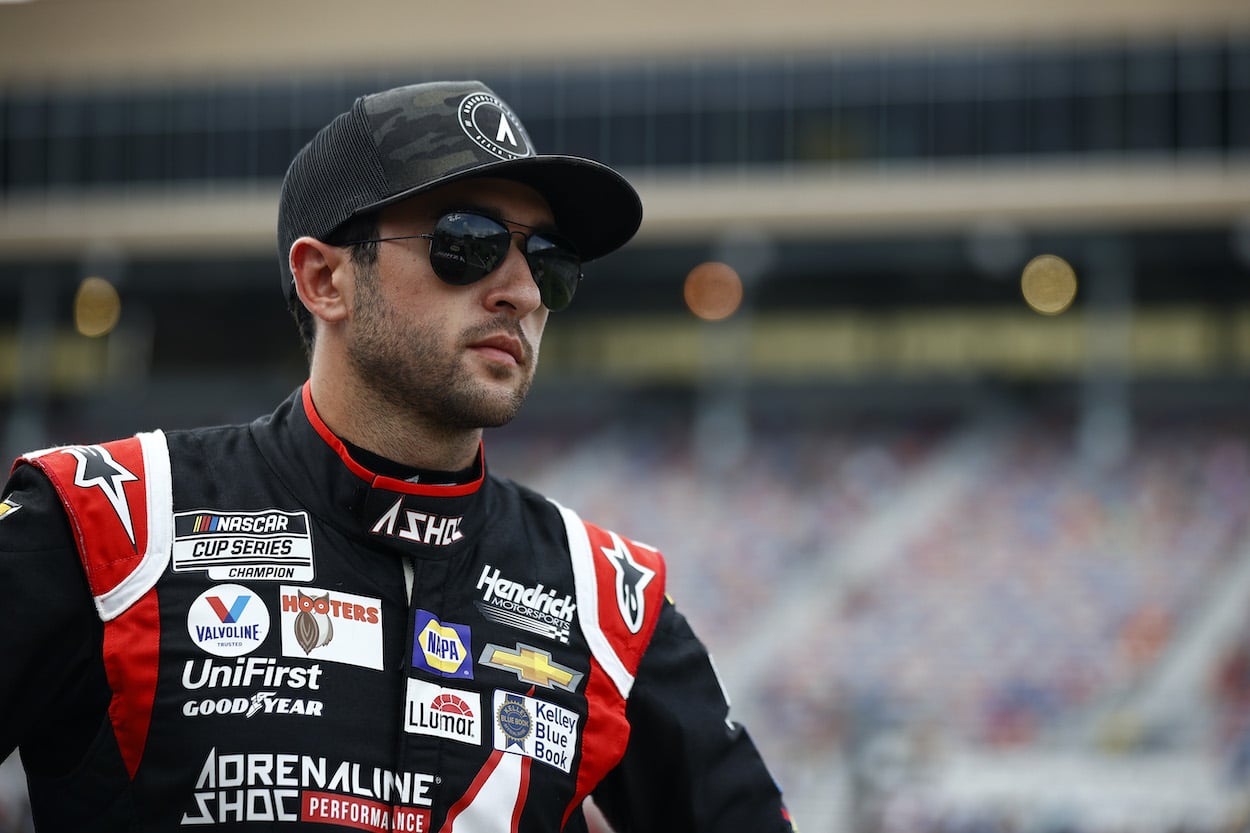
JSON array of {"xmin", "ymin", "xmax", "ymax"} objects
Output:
[
  {"xmin": 279, "ymin": 586, "xmax": 384, "ymax": 671},
  {"xmin": 411, "ymin": 610, "xmax": 473, "ymax": 679},
  {"xmin": 187, "ymin": 584, "xmax": 270, "ymax": 657},
  {"xmin": 172, "ymin": 509, "xmax": 314, "ymax": 581},
  {"xmin": 370, "ymin": 496, "xmax": 464, "ymax": 547}
]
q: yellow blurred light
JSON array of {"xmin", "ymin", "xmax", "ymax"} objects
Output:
[
  {"xmin": 75, "ymin": 276, "xmax": 122, "ymax": 337},
  {"xmin": 683, "ymin": 261, "xmax": 744, "ymax": 321},
  {"xmin": 1020, "ymin": 254, "xmax": 1078, "ymax": 315}
]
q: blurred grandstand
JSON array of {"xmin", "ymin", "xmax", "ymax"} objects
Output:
[{"xmin": 3, "ymin": 1, "xmax": 1250, "ymax": 831}]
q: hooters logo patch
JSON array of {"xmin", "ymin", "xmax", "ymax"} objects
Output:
[{"xmin": 279, "ymin": 586, "xmax": 383, "ymax": 671}]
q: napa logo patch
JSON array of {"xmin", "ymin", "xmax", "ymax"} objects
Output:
[
  {"xmin": 172, "ymin": 509, "xmax": 314, "ymax": 581},
  {"xmin": 492, "ymin": 690, "xmax": 579, "ymax": 772},
  {"xmin": 279, "ymin": 585, "xmax": 383, "ymax": 671},
  {"xmin": 187, "ymin": 584, "xmax": 270, "ymax": 657},
  {"xmin": 404, "ymin": 679, "xmax": 481, "ymax": 745},
  {"xmin": 412, "ymin": 610, "xmax": 473, "ymax": 679},
  {"xmin": 0, "ymin": 496, "xmax": 20, "ymax": 521}
]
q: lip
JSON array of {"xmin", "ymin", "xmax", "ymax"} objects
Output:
[{"xmin": 468, "ymin": 334, "xmax": 525, "ymax": 366}]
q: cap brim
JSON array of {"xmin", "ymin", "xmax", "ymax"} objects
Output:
[{"xmin": 356, "ymin": 155, "xmax": 642, "ymax": 263}]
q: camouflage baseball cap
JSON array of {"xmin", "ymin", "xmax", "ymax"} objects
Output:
[{"xmin": 277, "ymin": 80, "xmax": 643, "ymax": 294}]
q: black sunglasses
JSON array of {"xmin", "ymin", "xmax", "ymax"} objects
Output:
[{"xmin": 342, "ymin": 211, "xmax": 582, "ymax": 311}]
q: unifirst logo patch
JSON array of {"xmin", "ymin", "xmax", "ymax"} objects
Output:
[
  {"xmin": 187, "ymin": 584, "xmax": 270, "ymax": 657},
  {"xmin": 412, "ymin": 610, "xmax": 473, "ymax": 680},
  {"xmin": 492, "ymin": 690, "xmax": 579, "ymax": 773},
  {"xmin": 279, "ymin": 586, "xmax": 383, "ymax": 671}
]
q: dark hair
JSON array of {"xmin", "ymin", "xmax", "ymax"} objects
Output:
[{"xmin": 286, "ymin": 211, "xmax": 381, "ymax": 359}]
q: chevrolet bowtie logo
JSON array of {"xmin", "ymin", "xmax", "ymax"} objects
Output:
[{"xmin": 479, "ymin": 642, "xmax": 584, "ymax": 692}]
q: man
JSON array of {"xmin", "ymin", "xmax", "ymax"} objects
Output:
[{"xmin": 0, "ymin": 80, "xmax": 794, "ymax": 832}]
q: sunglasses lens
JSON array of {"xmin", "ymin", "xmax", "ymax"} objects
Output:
[
  {"xmin": 526, "ymin": 233, "xmax": 581, "ymax": 312},
  {"xmin": 427, "ymin": 213, "xmax": 510, "ymax": 285},
  {"xmin": 425, "ymin": 212, "xmax": 582, "ymax": 310}
]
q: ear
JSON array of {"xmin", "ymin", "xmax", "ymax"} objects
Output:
[{"xmin": 290, "ymin": 237, "xmax": 351, "ymax": 324}]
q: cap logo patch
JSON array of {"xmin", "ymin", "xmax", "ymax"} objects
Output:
[{"xmin": 459, "ymin": 92, "xmax": 533, "ymax": 161}]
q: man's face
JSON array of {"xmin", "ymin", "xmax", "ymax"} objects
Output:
[{"xmin": 343, "ymin": 178, "xmax": 554, "ymax": 432}]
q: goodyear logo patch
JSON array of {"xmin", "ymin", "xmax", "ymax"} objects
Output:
[
  {"xmin": 172, "ymin": 509, "xmax": 314, "ymax": 581},
  {"xmin": 412, "ymin": 610, "xmax": 473, "ymax": 679},
  {"xmin": 492, "ymin": 690, "xmax": 579, "ymax": 772}
]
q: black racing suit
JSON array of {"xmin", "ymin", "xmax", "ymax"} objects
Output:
[{"xmin": 0, "ymin": 384, "xmax": 793, "ymax": 832}]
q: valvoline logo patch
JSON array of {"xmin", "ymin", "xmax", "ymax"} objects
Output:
[
  {"xmin": 187, "ymin": 584, "xmax": 270, "ymax": 657},
  {"xmin": 412, "ymin": 610, "xmax": 473, "ymax": 680}
]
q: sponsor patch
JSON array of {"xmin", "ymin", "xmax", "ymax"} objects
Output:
[
  {"xmin": 411, "ymin": 610, "xmax": 473, "ymax": 679},
  {"xmin": 600, "ymin": 531, "xmax": 656, "ymax": 634},
  {"xmin": 475, "ymin": 564, "xmax": 576, "ymax": 644},
  {"xmin": 180, "ymin": 657, "xmax": 325, "ymax": 720},
  {"xmin": 479, "ymin": 642, "xmax": 583, "ymax": 693},
  {"xmin": 181, "ymin": 747, "xmax": 434, "ymax": 828},
  {"xmin": 172, "ymin": 509, "xmax": 314, "ymax": 581},
  {"xmin": 404, "ymin": 678, "xmax": 482, "ymax": 745},
  {"xmin": 0, "ymin": 496, "xmax": 20, "ymax": 521},
  {"xmin": 279, "ymin": 586, "xmax": 383, "ymax": 671},
  {"xmin": 370, "ymin": 497, "xmax": 464, "ymax": 548},
  {"xmin": 492, "ymin": 690, "xmax": 579, "ymax": 773},
  {"xmin": 187, "ymin": 584, "xmax": 270, "ymax": 657},
  {"xmin": 64, "ymin": 445, "xmax": 140, "ymax": 547}
]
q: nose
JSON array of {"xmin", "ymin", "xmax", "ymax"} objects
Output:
[{"xmin": 483, "ymin": 234, "xmax": 544, "ymax": 315}]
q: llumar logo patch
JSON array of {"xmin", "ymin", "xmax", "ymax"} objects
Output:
[{"xmin": 172, "ymin": 509, "xmax": 314, "ymax": 581}]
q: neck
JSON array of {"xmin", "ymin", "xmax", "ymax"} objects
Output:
[{"xmin": 308, "ymin": 360, "xmax": 483, "ymax": 473}]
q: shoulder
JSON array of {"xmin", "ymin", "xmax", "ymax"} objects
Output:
[{"xmin": 0, "ymin": 460, "xmax": 74, "ymax": 553}]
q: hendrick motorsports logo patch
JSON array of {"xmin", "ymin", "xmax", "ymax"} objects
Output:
[
  {"xmin": 172, "ymin": 509, "xmax": 314, "ymax": 581},
  {"xmin": 187, "ymin": 584, "xmax": 270, "ymax": 657},
  {"xmin": 475, "ymin": 564, "xmax": 576, "ymax": 644},
  {"xmin": 492, "ymin": 690, "xmax": 579, "ymax": 772}
]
